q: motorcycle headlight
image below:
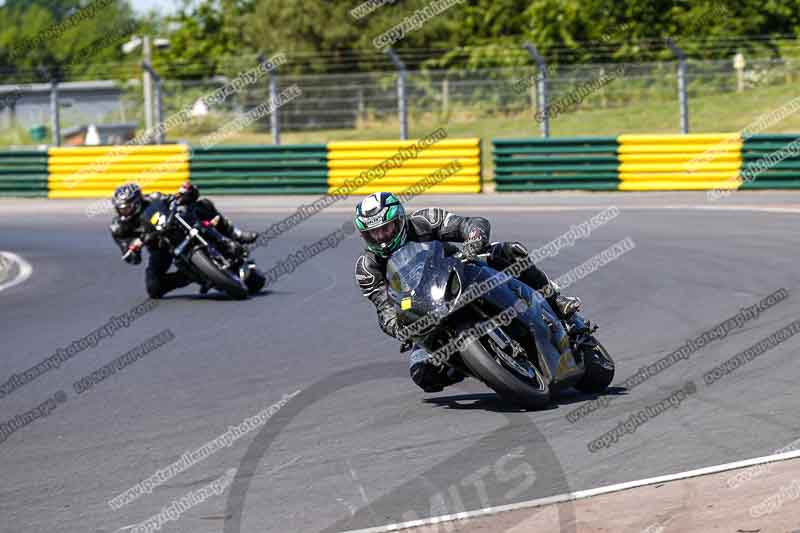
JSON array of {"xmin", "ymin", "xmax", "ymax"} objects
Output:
[{"xmin": 446, "ymin": 270, "xmax": 462, "ymax": 302}]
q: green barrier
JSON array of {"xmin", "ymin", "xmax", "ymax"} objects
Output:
[
  {"xmin": 493, "ymin": 137, "xmax": 620, "ymax": 191},
  {"xmin": 189, "ymin": 144, "xmax": 328, "ymax": 194},
  {"xmin": 496, "ymin": 182, "xmax": 620, "ymax": 191},
  {"xmin": 189, "ymin": 187, "xmax": 330, "ymax": 195},
  {"xmin": 741, "ymin": 134, "xmax": 800, "ymax": 190},
  {"xmin": 0, "ymin": 150, "xmax": 49, "ymax": 197}
]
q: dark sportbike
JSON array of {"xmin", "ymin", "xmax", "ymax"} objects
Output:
[
  {"xmin": 125, "ymin": 197, "xmax": 265, "ymax": 299},
  {"xmin": 387, "ymin": 241, "xmax": 614, "ymax": 409}
]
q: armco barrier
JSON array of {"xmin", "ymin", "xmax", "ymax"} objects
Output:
[
  {"xmin": 5, "ymin": 134, "xmax": 800, "ymax": 199},
  {"xmin": 493, "ymin": 137, "xmax": 620, "ymax": 191},
  {"xmin": 189, "ymin": 145, "xmax": 328, "ymax": 195},
  {"xmin": 326, "ymin": 138, "xmax": 481, "ymax": 195},
  {"xmin": 741, "ymin": 134, "xmax": 800, "ymax": 189},
  {"xmin": 618, "ymin": 134, "xmax": 741, "ymax": 191},
  {"xmin": 47, "ymin": 145, "xmax": 189, "ymax": 198},
  {"xmin": 0, "ymin": 149, "xmax": 48, "ymax": 197}
]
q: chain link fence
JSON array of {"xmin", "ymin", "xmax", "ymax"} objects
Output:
[{"xmin": 2, "ymin": 55, "xmax": 799, "ymax": 146}]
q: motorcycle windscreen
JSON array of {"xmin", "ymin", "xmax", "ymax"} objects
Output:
[{"xmin": 386, "ymin": 241, "xmax": 444, "ymax": 294}]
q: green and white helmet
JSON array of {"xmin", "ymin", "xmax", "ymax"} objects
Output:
[{"xmin": 354, "ymin": 192, "xmax": 407, "ymax": 256}]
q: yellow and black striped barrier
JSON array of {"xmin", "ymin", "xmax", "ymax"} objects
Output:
[
  {"xmin": 617, "ymin": 134, "xmax": 741, "ymax": 191},
  {"xmin": 492, "ymin": 133, "xmax": 793, "ymax": 191},
  {"xmin": 0, "ymin": 133, "xmax": 797, "ymax": 197},
  {"xmin": 327, "ymin": 138, "xmax": 482, "ymax": 195},
  {"xmin": 47, "ymin": 145, "xmax": 190, "ymax": 199}
]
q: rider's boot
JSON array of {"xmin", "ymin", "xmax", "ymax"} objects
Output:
[
  {"xmin": 232, "ymin": 227, "xmax": 258, "ymax": 244},
  {"xmin": 409, "ymin": 347, "xmax": 465, "ymax": 393},
  {"xmin": 198, "ymin": 280, "xmax": 212, "ymax": 295},
  {"xmin": 216, "ymin": 215, "xmax": 258, "ymax": 244},
  {"xmin": 540, "ymin": 281, "xmax": 582, "ymax": 321}
]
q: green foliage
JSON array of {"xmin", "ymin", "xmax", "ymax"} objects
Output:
[
  {"xmin": 2, "ymin": 0, "xmax": 800, "ymax": 80},
  {"xmin": 0, "ymin": 0, "xmax": 137, "ymax": 82}
]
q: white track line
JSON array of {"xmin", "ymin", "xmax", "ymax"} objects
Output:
[
  {"xmin": 340, "ymin": 449, "xmax": 800, "ymax": 533},
  {"xmin": 0, "ymin": 251, "xmax": 33, "ymax": 293}
]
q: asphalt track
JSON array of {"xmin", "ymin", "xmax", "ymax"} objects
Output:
[{"xmin": 2, "ymin": 191, "xmax": 800, "ymax": 533}]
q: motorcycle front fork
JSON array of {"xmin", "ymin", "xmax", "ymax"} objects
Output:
[{"xmin": 564, "ymin": 312, "xmax": 598, "ymax": 364}]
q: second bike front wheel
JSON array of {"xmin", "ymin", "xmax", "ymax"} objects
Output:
[{"xmin": 189, "ymin": 248, "xmax": 248, "ymax": 300}]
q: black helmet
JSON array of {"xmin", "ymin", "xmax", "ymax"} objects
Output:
[
  {"xmin": 112, "ymin": 183, "xmax": 143, "ymax": 221},
  {"xmin": 176, "ymin": 181, "xmax": 199, "ymax": 206},
  {"xmin": 354, "ymin": 192, "xmax": 407, "ymax": 257}
]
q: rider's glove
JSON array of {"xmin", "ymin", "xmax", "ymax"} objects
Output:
[
  {"xmin": 122, "ymin": 239, "xmax": 143, "ymax": 265},
  {"xmin": 126, "ymin": 252, "xmax": 142, "ymax": 265},
  {"xmin": 463, "ymin": 227, "xmax": 489, "ymax": 258}
]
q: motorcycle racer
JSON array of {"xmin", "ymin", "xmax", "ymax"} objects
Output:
[
  {"xmin": 110, "ymin": 182, "xmax": 258, "ymax": 298},
  {"xmin": 353, "ymin": 192, "xmax": 581, "ymax": 392}
]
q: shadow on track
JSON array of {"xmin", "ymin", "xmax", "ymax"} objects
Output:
[
  {"xmin": 553, "ymin": 386, "xmax": 628, "ymax": 406},
  {"xmin": 424, "ymin": 392, "xmax": 558, "ymax": 413},
  {"xmin": 159, "ymin": 290, "xmax": 275, "ymax": 301},
  {"xmin": 423, "ymin": 386, "xmax": 627, "ymax": 412}
]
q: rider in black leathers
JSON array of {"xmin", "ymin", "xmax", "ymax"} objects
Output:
[
  {"xmin": 353, "ymin": 192, "xmax": 581, "ymax": 393},
  {"xmin": 110, "ymin": 182, "xmax": 258, "ymax": 298}
]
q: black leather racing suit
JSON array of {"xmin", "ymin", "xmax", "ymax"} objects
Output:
[
  {"xmin": 354, "ymin": 207, "xmax": 554, "ymax": 392},
  {"xmin": 110, "ymin": 194, "xmax": 242, "ymax": 298}
]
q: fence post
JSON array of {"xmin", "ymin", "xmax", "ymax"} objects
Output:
[
  {"xmin": 49, "ymin": 79, "xmax": 61, "ymax": 147},
  {"xmin": 270, "ymin": 71, "xmax": 280, "ymax": 145},
  {"xmin": 385, "ymin": 48, "xmax": 408, "ymax": 140},
  {"xmin": 734, "ymin": 52, "xmax": 745, "ymax": 92},
  {"xmin": 357, "ymin": 86, "xmax": 365, "ymax": 127},
  {"xmin": 442, "ymin": 77, "xmax": 449, "ymax": 117},
  {"xmin": 529, "ymin": 67, "xmax": 537, "ymax": 112},
  {"xmin": 523, "ymin": 43, "xmax": 549, "ymax": 138},
  {"xmin": 258, "ymin": 53, "xmax": 280, "ymax": 145},
  {"xmin": 141, "ymin": 63, "xmax": 164, "ymax": 144},
  {"xmin": 599, "ymin": 66, "xmax": 608, "ymax": 107},
  {"xmin": 666, "ymin": 38, "xmax": 689, "ymax": 134}
]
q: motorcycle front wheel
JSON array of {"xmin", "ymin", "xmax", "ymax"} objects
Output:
[
  {"xmin": 189, "ymin": 248, "xmax": 248, "ymax": 300},
  {"xmin": 458, "ymin": 333, "xmax": 551, "ymax": 410}
]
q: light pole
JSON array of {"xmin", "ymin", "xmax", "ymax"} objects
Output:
[
  {"xmin": 523, "ymin": 42, "xmax": 549, "ymax": 138},
  {"xmin": 384, "ymin": 48, "xmax": 407, "ymax": 140},
  {"xmin": 122, "ymin": 35, "xmax": 170, "ymax": 143},
  {"xmin": 142, "ymin": 36, "xmax": 153, "ymax": 134},
  {"xmin": 141, "ymin": 63, "xmax": 164, "ymax": 144},
  {"xmin": 666, "ymin": 38, "xmax": 689, "ymax": 134}
]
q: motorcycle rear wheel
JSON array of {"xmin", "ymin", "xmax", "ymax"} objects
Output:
[
  {"xmin": 244, "ymin": 266, "xmax": 266, "ymax": 294},
  {"xmin": 574, "ymin": 337, "xmax": 615, "ymax": 393}
]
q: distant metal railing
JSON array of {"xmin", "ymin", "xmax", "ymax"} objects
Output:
[{"xmin": 1, "ymin": 55, "xmax": 798, "ymax": 145}]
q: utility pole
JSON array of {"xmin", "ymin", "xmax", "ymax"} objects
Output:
[
  {"xmin": 523, "ymin": 43, "xmax": 549, "ymax": 138},
  {"xmin": 666, "ymin": 38, "xmax": 689, "ymax": 134},
  {"xmin": 258, "ymin": 53, "xmax": 281, "ymax": 145},
  {"xmin": 141, "ymin": 63, "xmax": 164, "ymax": 144},
  {"xmin": 385, "ymin": 48, "xmax": 408, "ymax": 140},
  {"xmin": 50, "ymin": 79, "xmax": 61, "ymax": 147},
  {"xmin": 142, "ymin": 35, "xmax": 153, "ymax": 137}
]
